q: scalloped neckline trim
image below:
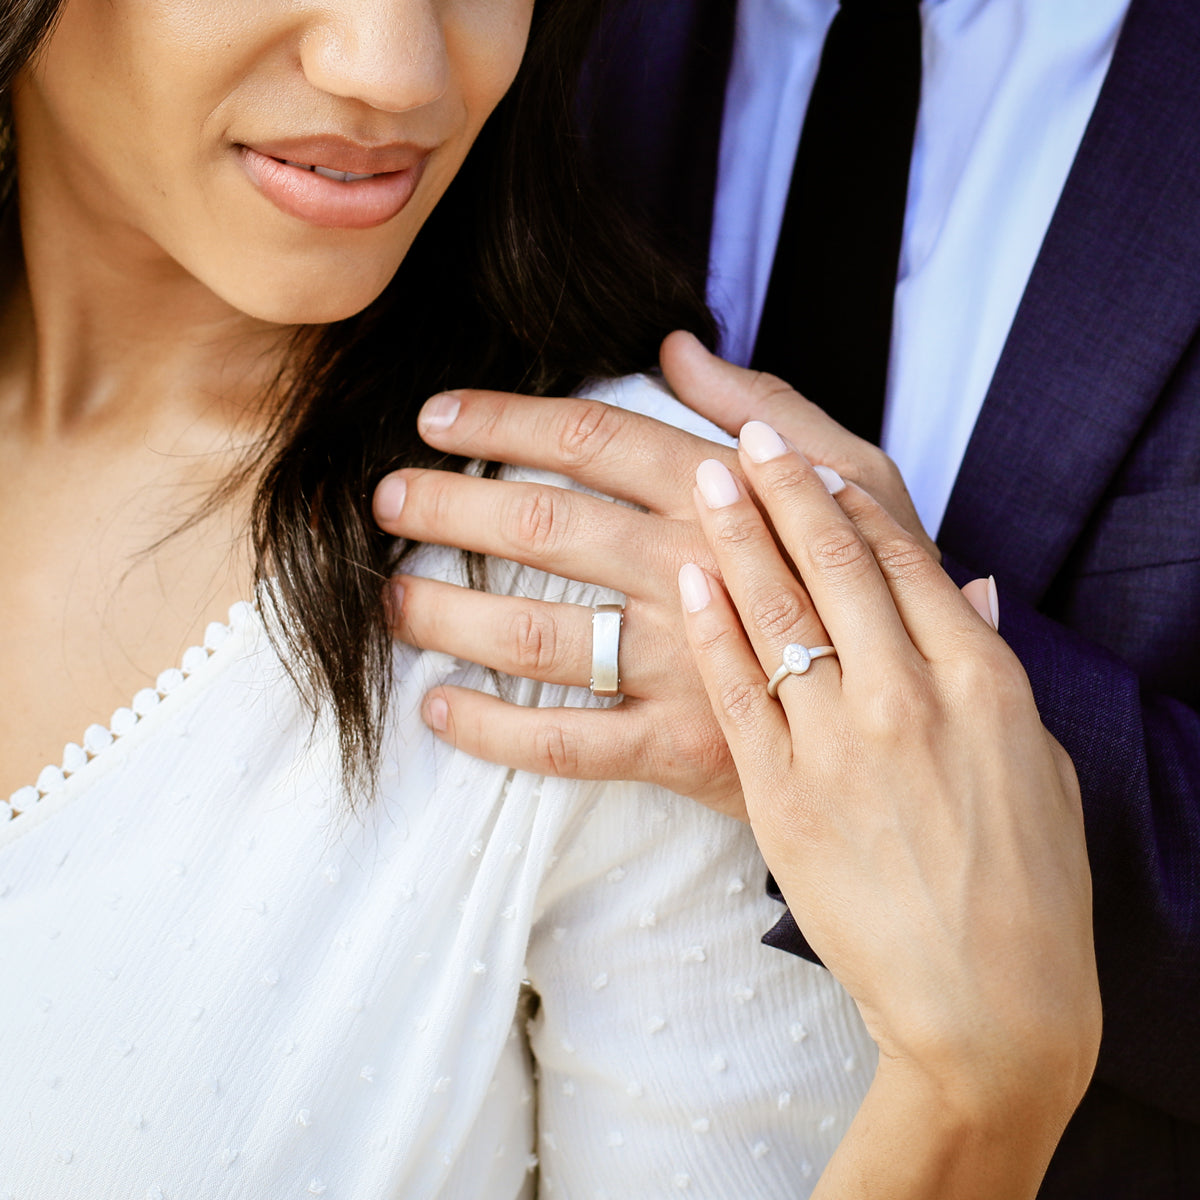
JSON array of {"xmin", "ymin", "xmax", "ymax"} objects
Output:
[{"xmin": 1, "ymin": 600, "xmax": 257, "ymax": 827}]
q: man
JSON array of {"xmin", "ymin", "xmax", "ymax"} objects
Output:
[{"xmin": 376, "ymin": 1, "xmax": 1200, "ymax": 1193}]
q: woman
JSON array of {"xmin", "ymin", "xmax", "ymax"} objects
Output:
[{"xmin": 1, "ymin": 1, "xmax": 892, "ymax": 1196}]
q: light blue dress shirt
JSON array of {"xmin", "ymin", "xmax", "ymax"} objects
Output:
[{"xmin": 709, "ymin": 0, "xmax": 1130, "ymax": 532}]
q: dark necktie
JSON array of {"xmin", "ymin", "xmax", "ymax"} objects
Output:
[{"xmin": 750, "ymin": 0, "xmax": 922, "ymax": 445}]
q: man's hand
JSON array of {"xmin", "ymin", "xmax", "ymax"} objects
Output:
[
  {"xmin": 372, "ymin": 378, "xmax": 753, "ymax": 819},
  {"xmin": 371, "ymin": 332, "xmax": 936, "ymax": 814}
]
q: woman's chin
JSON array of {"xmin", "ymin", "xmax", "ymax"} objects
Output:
[
  {"xmin": 198, "ymin": 254, "xmax": 404, "ymax": 328},
  {"xmin": 223, "ymin": 274, "xmax": 396, "ymax": 326}
]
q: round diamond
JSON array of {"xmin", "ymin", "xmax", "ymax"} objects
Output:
[{"xmin": 782, "ymin": 643, "xmax": 811, "ymax": 674}]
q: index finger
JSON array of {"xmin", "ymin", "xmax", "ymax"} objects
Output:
[{"xmin": 412, "ymin": 387, "xmax": 738, "ymax": 516}]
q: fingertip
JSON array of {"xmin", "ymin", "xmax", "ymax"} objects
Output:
[
  {"xmin": 696, "ymin": 458, "xmax": 741, "ymax": 509},
  {"xmin": 661, "ymin": 328, "xmax": 725, "ymax": 386},
  {"xmin": 373, "ymin": 473, "xmax": 407, "ymax": 526},
  {"xmin": 678, "ymin": 562, "xmax": 714, "ymax": 613},
  {"xmin": 662, "ymin": 328, "xmax": 707, "ymax": 359},
  {"xmin": 417, "ymin": 391, "xmax": 462, "ymax": 438},
  {"xmin": 424, "ymin": 693, "xmax": 450, "ymax": 735}
]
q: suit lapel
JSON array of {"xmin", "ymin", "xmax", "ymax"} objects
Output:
[{"xmin": 938, "ymin": 0, "xmax": 1200, "ymax": 600}]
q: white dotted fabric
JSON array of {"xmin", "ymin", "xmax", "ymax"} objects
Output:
[{"xmin": 0, "ymin": 377, "xmax": 874, "ymax": 1197}]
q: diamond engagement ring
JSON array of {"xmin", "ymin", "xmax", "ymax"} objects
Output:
[
  {"xmin": 766, "ymin": 643, "xmax": 838, "ymax": 697},
  {"xmin": 589, "ymin": 603, "xmax": 624, "ymax": 697}
]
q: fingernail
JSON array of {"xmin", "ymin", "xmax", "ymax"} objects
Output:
[
  {"xmin": 418, "ymin": 392, "xmax": 461, "ymax": 435},
  {"xmin": 987, "ymin": 575, "xmax": 1000, "ymax": 632},
  {"xmin": 373, "ymin": 474, "xmax": 407, "ymax": 523},
  {"xmin": 696, "ymin": 459, "xmax": 740, "ymax": 508},
  {"xmin": 678, "ymin": 562, "xmax": 713, "ymax": 613},
  {"xmin": 814, "ymin": 465, "xmax": 846, "ymax": 495},
  {"xmin": 425, "ymin": 695, "xmax": 449, "ymax": 734},
  {"xmin": 739, "ymin": 420, "xmax": 788, "ymax": 463}
]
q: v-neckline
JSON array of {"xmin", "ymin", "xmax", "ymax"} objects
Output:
[{"xmin": 0, "ymin": 600, "xmax": 258, "ymax": 850}]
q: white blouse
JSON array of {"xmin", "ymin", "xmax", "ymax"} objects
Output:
[{"xmin": 0, "ymin": 376, "xmax": 875, "ymax": 1199}]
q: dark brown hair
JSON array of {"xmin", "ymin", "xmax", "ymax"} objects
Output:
[{"xmin": 0, "ymin": 0, "xmax": 716, "ymax": 794}]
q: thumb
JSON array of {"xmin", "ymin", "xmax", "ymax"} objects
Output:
[{"xmin": 659, "ymin": 330, "xmax": 841, "ymax": 451}]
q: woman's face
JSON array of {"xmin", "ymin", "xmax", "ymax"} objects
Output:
[{"xmin": 12, "ymin": 0, "xmax": 534, "ymax": 324}]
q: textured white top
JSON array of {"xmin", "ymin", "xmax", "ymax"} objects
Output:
[
  {"xmin": 709, "ymin": 0, "xmax": 1129, "ymax": 533},
  {"xmin": 0, "ymin": 376, "xmax": 875, "ymax": 1199}
]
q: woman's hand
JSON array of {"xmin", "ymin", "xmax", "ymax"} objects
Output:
[
  {"xmin": 371, "ymin": 334, "xmax": 937, "ymax": 821},
  {"xmin": 679, "ymin": 421, "xmax": 1101, "ymax": 1198}
]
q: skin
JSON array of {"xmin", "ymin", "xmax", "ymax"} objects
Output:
[
  {"xmin": 372, "ymin": 334, "xmax": 1102, "ymax": 1194},
  {"xmin": 1, "ymin": 2, "xmax": 1096, "ymax": 1186},
  {"xmin": 682, "ymin": 432, "xmax": 1100, "ymax": 1198},
  {"xmin": 0, "ymin": 0, "xmax": 532, "ymax": 798},
  {"xmin": 372, "ymin": 329, "xmax": 936, "ymax": 819}
]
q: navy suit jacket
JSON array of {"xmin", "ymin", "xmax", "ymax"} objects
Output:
[{"xmin": 581, "ymin": 1, "xmax": 1200, "ymax": 1195}]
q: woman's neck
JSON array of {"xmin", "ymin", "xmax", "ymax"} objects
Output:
[
  {"xmin": 0, "ymin": 197, "xmax": 294, "ymax": 800},
  {"xmin": 0, "ymin": 188, "xmax": 292, "ymax": 444}
]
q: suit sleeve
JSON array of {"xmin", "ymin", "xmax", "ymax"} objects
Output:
[{"xmin": 763, "ymin": 552, "xmax": 1200, "ymax": 1125}]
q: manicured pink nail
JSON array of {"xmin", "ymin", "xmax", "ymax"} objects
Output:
[
  {"xmin": 814, "ymin": 465, "xmax": 846, "ymax": 495},
  {"xmin": 418, "ymin": 392, "xmax": 461, "ymax": 435},
  {"xmin": 696, "ymin": 459, "xmax": 740, "ymax": 508},
  {"xmin": 678, "ymin": 563, "xmax": 713, "ymax": 613},
  {"xmin": 987, "ymin": 575, "xmax": 1000, "ymax": 632},
  {"xmin": 739, "ymin": 420, "xmax": 788, "ymax": 463},
  {"xmin": 426, "ymin": 695, "xmax": 449, "ymax": 733},
  {"xmin": 373, "ymin": 474, "xmax": 407, "ymax": 524}
]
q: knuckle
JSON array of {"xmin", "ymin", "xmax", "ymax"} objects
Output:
[
  {"xmin": 808, "ymin": 525, "xmax": 872, "ymax": 576},
  {"xmin": 745, "ymin": 588, "xmax": 810, "ymax": 642},
  {"xmin": 533, "ymin": 724, "xmax": 580, "ymax": 777},
  {"xmin": 507, "ymin": 488, "xmax": 567, "ymax": 556},
  {"xmin": 715, "ymin": 677, "xmax": 763, "ymax": 727},
  {"xmin": 986, "ymin": 655, "xmax": 1036, "ymax": 715},
  {"xmin": 709, "ymin": 514, "xmax": 759, "ymax": 554},
  {"xmin": 946, "ymin": 641, "xmax": 1029, "ymax": 710},
  {"xmin": 864, "ymin": 670, "xmax": 932, "ymax": 734},
  {"xmin": 871, "ymin": 535, "xmax": 931, "ymax": 582},
  {"xmin": 691, "ymin": 619, "xmax": 740, "ymax": 661},
  {"xmin": 555, "ymin": 400, "xmax": 626, "ymax": 472},
  {"xmin": 750, "ymin": 370, "xmax": 800, "ymax": 410},
  {"xmin": 853, "ymin": 441, "xmax": 893, "ymax": 481},
  {"xmin": 509, "ymin": 609, "xmax": 559, "ymax": 674}
]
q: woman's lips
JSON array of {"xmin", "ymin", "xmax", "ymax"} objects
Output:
[{"xmin": 238, "ymin": 143, "xmax": 430, "ymax": 230}]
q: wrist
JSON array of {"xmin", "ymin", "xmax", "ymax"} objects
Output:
[
  {"xmin": 871, "ymin": 1050, "xmax": 1083, "ymax": 1156},
  {"xmin": 811, "ymin": 1057, "xmax": 1079, "ymax": 1200}
]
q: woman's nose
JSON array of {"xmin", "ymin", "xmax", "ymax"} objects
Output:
[{"xmin": 300, "ymin": 0, "xmax": 448, "ymax": 114}]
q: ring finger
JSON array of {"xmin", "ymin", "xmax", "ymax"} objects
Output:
[
  {"xmin": 691, "ymin": 458, "xmax": 833, "ymax": 690},
  {"xmin": 392, "ymin": 574, "xmax": 661, "ymax": 694}
]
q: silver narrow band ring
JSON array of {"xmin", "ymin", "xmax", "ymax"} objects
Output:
[
  {"xmin": 590, "ymin": 603, "xmax": 624, "ymax": 697},
  {"xmin": 766, "ymin": 643, "xmax": 838, "ymax": 698}
]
